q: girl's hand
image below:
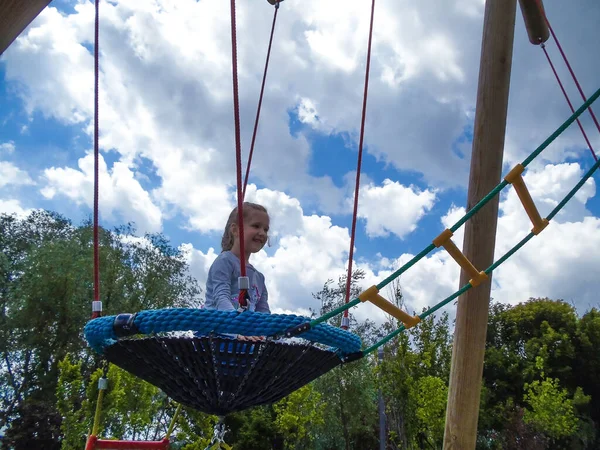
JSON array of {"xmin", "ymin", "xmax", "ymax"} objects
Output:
[{"xmin": 237, "ymin": 335, "xmax": 265, "ymax": 342}]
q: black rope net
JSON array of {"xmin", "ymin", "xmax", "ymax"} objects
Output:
[{"xmin": 103, "ymin": 335, "xmax": 342, "ymax": 416}]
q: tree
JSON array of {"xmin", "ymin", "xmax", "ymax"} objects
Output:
[
  {"xmin": 273, "ymin": 384, "xmax": 325, "ymax": 449},
  {"xmin": 310, "ymin": 270, "xmax": 379, "ymax": 450},
  {"xmin": 224, "ymin": 406, "xmax": 282, "ymax": 450},
  {"xmin": 377, "ymin": 309, "xmax": 452, "ymax": 450},
  {"xmin": 0, "ymin": 211, "xmax": 201, "ymax": 448},
  {"xmin": 56, "ymin": 354, "xmax": 88, "ymax": 450},
  {"xmin": 415, "ymin": 375, "xmax": 447, "ymax": 447},
  {"xmin": 574, "ymin": 308, "xmax": 600, "ymax": 429},
  {"xmin": 480, "ymin": 298, "xmax": 598, "ymax": 449},
  {"xmin": 523, "ymin": 356, "xmax": 580, "ymax": 442}
]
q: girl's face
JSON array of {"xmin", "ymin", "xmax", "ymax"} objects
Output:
[{"xmin": 232, "ymin": 209, "xmax": 270, "ymax": 255}]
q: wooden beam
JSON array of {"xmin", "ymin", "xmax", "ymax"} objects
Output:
[
  {"xmin": 518, "ymin": 0, "xmax": 549, "ymax": 45},
  {"xmin": 442, "ymin": 0, "xmax": 517, "ymax": 448},
  {"xmin": 0, "ymin": 0, "xmax": 53, "ymax": 56}
]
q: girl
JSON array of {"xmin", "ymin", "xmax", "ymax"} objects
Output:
[{"xmin": 204, "ymin": 202, "xmax": 271, "ymax": 316}]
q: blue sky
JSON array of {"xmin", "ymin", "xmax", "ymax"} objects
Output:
[{"xmin": 1, "ymin": 0, "xmax": 599, "ymax": 321}]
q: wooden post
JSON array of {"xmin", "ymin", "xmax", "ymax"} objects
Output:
[
  {"xmin": 0, "ymin": 0, "xmax": 53, "ymax": 56},
  {"xmin": 442, "ymin": 0, "xmax": 517, "ymax": 448},
  {"xmin": 378, "ymin": 347, "xmax": 386, "ymax": 450}
]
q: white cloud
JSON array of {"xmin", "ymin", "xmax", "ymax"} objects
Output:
[
  {"xmin": 0, "ymin": 142, "xmax": 16, "ymax": 154},
  {"xmin": 357, "ymin": 179, "xmax": 437, "ymax": 238},
  {"xmin": 0, "ymin": 199, "xmax": 34, "ymax": 217},
  {"xmin": 1, "ymin": 0, "xmax": 599, "ymax": 330},
  {"xmin": 180, "ymin": 183, "xmax": 441, "ymax": 319},
  {"xmin": 4, "ymin": 0, "xmax": 598, "ymax": 216},
  {"xmin": 492, "ymin": 162, "xmax": 599, "ymax": 306},
  {"xmin": 41, "ymin": 153, "xmax": 163, "ymax": 233},
  {"xmin": 2, "ymin": 6, "xmax": 96, "ymax": 124},
  {"xmin": 0, "ymin": 161, "xmax": 35, "ymax": 188},
  {"xmin": 378, "ymin": 162, "xmax": 600, "ymax": 320},
  {"xmin": 499, "ymin": 163, "xmax": 595, "ymax": 231},
  {"xmin": 296, "ymin": 97, "xmax": 319, "ymax": 126},
  {"xmin": 183, "ymin": 186, "xmax": 352, "ymax": 314},
  {"xmin": 182, "ymin": 243, "xmax": 219, "ymax": 294}
]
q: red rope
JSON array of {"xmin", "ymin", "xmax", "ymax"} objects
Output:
[
  {"xmin": 537, "ymin": 1, "xmax": 599, "ymax": 161},
  {"xmin": 229, "ymin": 0, "xmax": 248, "ymax": 305},
  {"xmin": 541, "ymin": 43, "xmax": 597, "ymax": 161},
  {"xmin": 343, "ymin": 0, "xmax": 376, "ymax": 327},
  {"xmin": 545, "ymin": 17, "xmax": 600, "ymax": 136},
  {"xmin": 243, "ymin": 1, "xmax": 280, "ymax": 199},
  {"xmin": 92, "ymin": 0, "xmax": 101, "ymax": 318}
]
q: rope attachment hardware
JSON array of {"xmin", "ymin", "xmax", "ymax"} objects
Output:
[
  {"xmin": 92, "ymin": 300, "xmax": 102, "ymax": 319},
  {"xmin": 113, "ymin": 313, "xmax": 139, "ymax": 337},
  {"xmin": 358, "ymin": 285, "xmax": 420, "ymax": 328},
  {"xmin": 341, "ymin": 316, "xmax": 350, "ymax": 329},
  {"xmin": 504, "ymin": 164, "xmax": 549, "ymax": 235},
  {"xmin": 433, "ymin": 229, "xmax": 488, "ymax": 287},
  {"xmin": 284, "ymin": 321, "xmax": 311, "ymax": 338},
  {"xmin": 90, "ymin": 375, "xmax": 108, "ymax": 438},
  {"xmin": 237, "ymin": 276, "xmax": 249, "ymax": 311},
  {"xmin": 238, "ymin": 276, "xmax": 249, "ymax": 291}
]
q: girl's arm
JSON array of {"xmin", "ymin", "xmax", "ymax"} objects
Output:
[
  {"xmin": 206, "ymin": 257, "xmax": 236, "ymax": 311},
  {"xmin": 255, "ymin": 275, "xmax": 271, "ymax": 313}
]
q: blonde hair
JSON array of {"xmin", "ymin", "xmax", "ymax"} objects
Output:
[{"xmin": 221, "ymin": 202, "xmax": 269, "ymax": 252}]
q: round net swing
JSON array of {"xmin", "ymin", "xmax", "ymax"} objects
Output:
[
  {"xmin": 83, "ymin": 0, "xmax": 368, "ymax": 425},
  {"xmin": 84, "ymin": 309, "xmax": 362, "ymax": 416},
  {"xmin": 80, "ymin": 0, "xmax": 600, "ymax": 447}
]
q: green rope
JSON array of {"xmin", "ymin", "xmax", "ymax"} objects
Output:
[
  {"xmin": 486, "ymin": 233, "xmax": 535, "ymax": 274},
  {"xmin": 311, "ymin": 298, "xmax": 361, "ymax": 327},
  {"xmin": 363, "ymin": 155, "xmax": 600, "ymax": 355},
  {"xmin": 376, "ymin": 244, "xmax": 436, "ymax": 291},
  {"xmin": 363, "ymin": 324, "xmax": 405, "ymax": 355},
  {"xmin": 446, "ymin": 86, "xmax": 600, "ymax": 233},
  {"xmin": 449, "ymin": 182, "xmax": 508, "ymax": 232},
  {"xmin": 363, "ymin": 284, "xmax": 470, "ymax": 355},
  {"xmin": 374, "ymin": 87, "xmax": 598, "ymax": 297},
  {"xmin": 547, "ymin": 156, "xmax": 600, "ymax": 221},
  {"xmin": 305, "ymin": 88, "xmax": 600, "ymax": 341}
]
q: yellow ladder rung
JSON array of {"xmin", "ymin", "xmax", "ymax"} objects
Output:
[
  {"xmin": 504, "ymin": 164, "xmax": 549, "ymax": 235},
  {"xmin": 359, "ymin": 286, "xmax": 421, "ymax": 328},
  {"xmin": 433, "ymin": 229, "xmax": 488, "ymax": 287}
]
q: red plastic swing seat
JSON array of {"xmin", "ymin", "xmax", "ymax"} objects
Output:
[{"xmin": 85, "ymin": 436, "xmax": 170, "ymax": 450}]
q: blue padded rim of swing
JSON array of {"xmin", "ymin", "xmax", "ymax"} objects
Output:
[{"xmin": 84, "ymin": 308, "xmax": 362, "ymax": 355}]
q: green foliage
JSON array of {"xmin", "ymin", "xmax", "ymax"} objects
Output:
[
  {"xmin": 377, "ymin": 284, "xmax": 452, "ymax": 450},
  {"xmin": 523, "ymin": 376, "xmax": 578, "ymax": 439},
  {"xmin": 310, "ymin": 270, "xmax": 379, "ymax": 450},
  {"xmin": 273, "ymin": 385, "xmax": 325, "ymax": 449},
  {"xmin": 174, "ymin": 408, "xmax": 219, "ymax": 449},
  {"xmin": 481, "ymin": 298, "xmax": 598, "ymax": 449},
  {"xmin": 3, "ymin": 210, "xmax": 600, "ymax": 449},
  {"xmin": 377, "ymin": 330, "xmax": 417, "ymax": 449},
  {"xmin": 313, "ymin": 360, "xmax": 378, "ymax": 450},
  {"xmin": 56, "ymin": 353, "xmax": 216, "ymax": 448},
  {"xmin": 85, "ymin": 364, "xmax": 165, "ymax": 440},
  {"xmin": 415, "ymin": 376, "xmax": 447, "ymax": 446},
  {"xmin": 225, "ymin": 406, "xmax": 281, "ymax": 449},
  {"xmin": 56, "ymin": 354, "xmax": 88, "ymax": 449},
  {"xmin": 522, "ymin": 355, "xmax": 585, "ymax": 443},
  {"xmin": 574, "ymin": 308, "xmax": 600, "ymax": 426},
  {"xmin": 0, "ymin": 211, "xmax": 200, "ymax": 448}
]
